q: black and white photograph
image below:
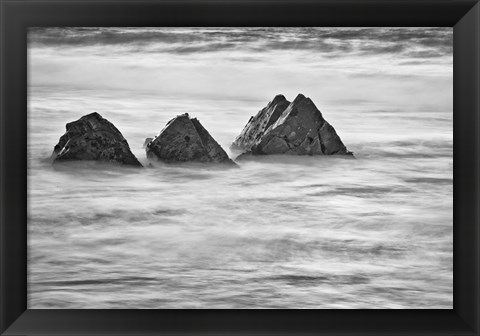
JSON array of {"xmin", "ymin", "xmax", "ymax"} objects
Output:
[{"xmin": 28, "ymin": 27, "xmax": 453, "ymax": 309}]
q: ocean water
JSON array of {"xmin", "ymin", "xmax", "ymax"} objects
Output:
[{"xmin": 28, "ymin": 27, "xmax": 452, "ymax": 309}]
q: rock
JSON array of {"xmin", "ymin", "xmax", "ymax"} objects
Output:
[
  {"xmin": 232, "ymin": 94, "xmax": 353, "ymax": 157},
  {"xmin": 51, "ymin": 112, "xmax": 142, "ymax": 167},
  {"xmin": 231, "ymin": 94, "xmax": 290, "ymax": 151},
  {"xmin": 146, "ymin": 113, "xmax": 236, "ymax": 165},
  {"xmin": 143, "ymin": 137, "xmax": 153, "ymax": 148}
]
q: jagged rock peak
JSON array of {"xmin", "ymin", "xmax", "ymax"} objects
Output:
[
  {"xmin": 51, "ymin": 112, "xmax": 143, "ymax": 167},
  {"xmin": 270, "ymin": 94, "xmax": 287, "ymax": 105},
  {"xmin": 146, "ymin": 114, "xmax": 236, "ymax": 165},
  {"xmin": 290, "ymin": 94, "xmax": 318, "ymax": 113},
  {"xmin": 232, "ymin": 94, "xmax": 353, "ymax": 157},
  {"xmin": 293, "ymin": 93, "xmax": 306, "ymax": 102}
]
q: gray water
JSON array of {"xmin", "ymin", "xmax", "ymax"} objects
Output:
[{"xmin": 28, "ymin": 28, "xmax": 452, "ymax": 309}]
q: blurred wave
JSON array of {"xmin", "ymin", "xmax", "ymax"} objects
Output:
[
  {"xmin": 29, "ymin": 27, "xmax": 452, "ymax": 59},
  {"xmin": 28, "ymin": 27, "xmax": 452, "ymax": 309},
  {"xmin": 28, "ymin": 132, "xmax": 452, "ymax": 308}
]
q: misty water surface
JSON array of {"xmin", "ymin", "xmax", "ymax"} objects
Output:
[{"xmin": 28, "ymin": 28, "xmax": 452, "ymax": 308}]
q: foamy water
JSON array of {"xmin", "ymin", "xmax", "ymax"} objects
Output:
[{"xmin": 28, "ymin": 28, "xmax": 452, "ymax": 309}]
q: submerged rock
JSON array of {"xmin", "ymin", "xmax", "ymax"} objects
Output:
[
  {"xmin": 232, "ymin": 94, "xmax": 353, "ymax": 157},
  {"xmin": 143, "ymin": 137, "xmax": 153, "ymax": 148},
  {"xmin": 146, "ymin": 113, "xmax": 236, "ymax": 165},
  {"xmin": 51, "ymin": 112, "xmax": 142, "ymax": 166}
]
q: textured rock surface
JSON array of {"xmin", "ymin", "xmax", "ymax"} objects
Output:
[
  {"xmin": 232, "ymin": 94, "xmax": 353, "ymax": 157},
  {"xmin": 231, "ymin": 94, "xmax": 291, "ymax": 151},
  {"xmin": 146, "ymin": 113, "xmax": 235, "ymax": 165},
  {"xmin": 51, "ymin": 112, "xmax": 142, "ymax": 166}
]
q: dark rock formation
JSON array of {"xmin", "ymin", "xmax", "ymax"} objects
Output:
[
  {"xmin": 232, "ymin": 94, "xmax": 353, "ymax": 157},
  {"xmin": 51, "ymin": 112, "xmax": 142, "ymax": 166},
  {"xmin": 146, "ymin": 113, "xmax": 236, "ymax": 165}
]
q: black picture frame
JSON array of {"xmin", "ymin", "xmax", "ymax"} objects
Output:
[{"xmin": 1, "ymin": 0, "xmax": 479, "ymax": 335}]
